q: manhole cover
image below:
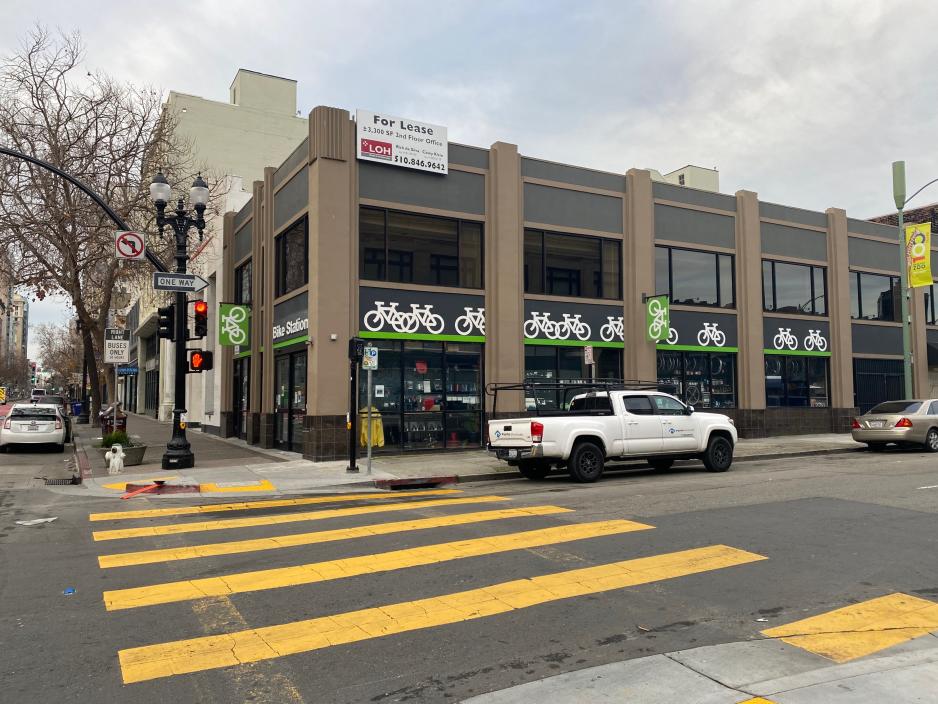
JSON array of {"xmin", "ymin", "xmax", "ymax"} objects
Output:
[{"xmin": 45, "ymin": 477, "xmax": 79, "ymax": 486}]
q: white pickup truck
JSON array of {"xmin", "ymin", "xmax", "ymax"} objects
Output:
[{"xmin": 487, "ymin": 390, "xmax": 737, "ymax": 482}]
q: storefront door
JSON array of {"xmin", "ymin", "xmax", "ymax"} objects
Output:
[
  {"xmin": 274, "ymin": 350, "xmax": 307, "ymax": 452},
  {"xmin": 233, "ymin": 357, "xmax": 250, "ymax": 439}
]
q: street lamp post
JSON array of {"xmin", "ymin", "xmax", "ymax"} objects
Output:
[
  {"xmin": 75, "ymin": 318, "xmax": 90, "ymax": 424},
  {"xmin": 150, "ymin": 171, "xmax": 209, "ymax": 470},
  {"xmin": 892, "ymin": 161, "xmax": 913, "ymax": 399}
]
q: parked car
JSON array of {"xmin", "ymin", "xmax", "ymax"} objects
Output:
[
  {"xmin": 40, "ymin": 395, "xmax": 71, "ymax": 443},
  {"xmin": 487, "ymin": 388, "xmax": 737, "ymax": 482},
  {"xmin": 30, "ymin": 388, "xmax": 46, "ymax": 400},
  {"xmin": 0, "ymin": 402, "xmax": 66, "ymax": 452},
  {"xmin": 851, "ymin": 400, "xmax": 938, "ymax": 452}
]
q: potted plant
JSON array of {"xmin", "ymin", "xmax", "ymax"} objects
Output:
[{"xmin": 98, "ymin": 430, "xmax": 148, "ymax": 467}]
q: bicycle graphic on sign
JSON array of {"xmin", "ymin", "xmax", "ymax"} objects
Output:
[
  {"xmin": 455, "ymin": 307, "xmax": 485, "ymax": 336},
  {"xmin": 803, "ymin": 329, "xmax": 828, "ymax": 352},
  {"xmin": 222, "ymin": 305, "xmax": 248, "ymax": 345},
  {"xmin": 773, "ymin": 327, "xmax": 798, "ymax": 350},
  {"xmin": 696, "ymin": 322, "xmax": 727, "ymax": 347}
]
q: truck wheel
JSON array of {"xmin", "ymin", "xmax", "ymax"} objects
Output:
[
  {"xmin": 702, "ymin": 435, "xmax": 732, "ymax": 472},
  {"xmin": 518, "ymin": 461, "xmax": 551, "ymax": 480},
  {"xmin": 568, "ymin": 441, "xmax": 604, "ymax": 483},
  {"xmin": 648, "ymin": 458, "xmax": 674, "ymax": 472}
]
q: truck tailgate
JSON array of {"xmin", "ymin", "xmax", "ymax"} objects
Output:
[{"xmin": 488, "ymin": 418, "xmax": 532, "ymax": 446}]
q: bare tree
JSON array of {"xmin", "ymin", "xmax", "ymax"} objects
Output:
[
  {"xmin": 0, "ymin": 27, "xmax": 194, "ymax": 416},
  {"xmin": 34, "ymin": 322, "xmax": 82, "ymax": 391}
]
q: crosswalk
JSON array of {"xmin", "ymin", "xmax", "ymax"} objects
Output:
[{"xmin": 87, "ymin": 488, "xmax": 768, "ymax": 687}]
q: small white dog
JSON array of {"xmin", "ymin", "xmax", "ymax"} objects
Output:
[{"xmin": 106, "ymin": 444, "xmax": 126, "ymax": 475}]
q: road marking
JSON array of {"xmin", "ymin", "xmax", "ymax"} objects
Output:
[
  {"xmin": 761, "ymin": 592, "xmax": 938, "ymax": 663},
  {"xmin": 89, "ymin": 489, "xmax": 461, "ymax": 521},
  {"xmin": 118, "ymin": 544, "xmax": 765, "ymax": 683},
  {"xmin": 97, "ymin": 506, "xmax": 576, "ymax": 568},
  {"xmin": 917, "ymin": 484, "xmax": 938, "ymax": 490},
  {"xmin": 199, "ymin": 479, "xmax": 276, "ymax": 493},
  {"xmin": 101, "ymin": 476, "xmax": 179, "ymax": 491},
  {"xmin": 92, "ymin": 496, "xmax": 510, "ymax": 541},
  {"xmin": 103, "ymin": 520, "xmax": 656, "ymax": 610},
  {"xmin": 739, "ymin": 699, "xmax": 777, "ymax": 703}
]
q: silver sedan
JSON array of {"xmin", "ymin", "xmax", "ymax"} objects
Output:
[{"xmin": 851, "ymin": 399, "xmax": 938, "ymax": 452}]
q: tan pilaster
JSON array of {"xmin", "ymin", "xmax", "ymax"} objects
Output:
[
  {"xmin": 911, "ymin": 287, "xmax": 929, "ymax": 397},
  {"xmin": 259, "ymin": 167, "xmax": 276, "ymax": 447},
  {"xmin": 486, "ymin": 141, "xmax": 524, "ymax": 413},
  {"xmin": 624, "ymin": 168, "xmax": 656, "ymax": 382},
  {"xmin": 735, "ymin": 190, "xmax": 765, "ymax": 409},
  {"xmin": 219, "ymin": 211, "xmax": 235, "ymax": 434},
  {"xmin": 826, "ymin": 208, "xmax": 854, "ymax": 407}
]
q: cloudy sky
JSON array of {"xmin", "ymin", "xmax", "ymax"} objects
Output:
[{"xmin": 3, "ymin": 0, "xmax": 938, "ymax": 357}]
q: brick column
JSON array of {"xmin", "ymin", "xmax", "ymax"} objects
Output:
[
  {"xmin": 485, "ymin": 142, "xmax": 524, "ymax": 414},
  {"xmin": 624, "ymin": 168, "xmax": 655, "ymax": 382}
]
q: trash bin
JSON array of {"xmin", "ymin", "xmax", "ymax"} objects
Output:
[
  {"xmin": 71, "ymin": 401, "xmax": 83, "ymax": 416},
  {"xmin": 100, "ymin": 406, "xmax": 128, "ymax": 435}
]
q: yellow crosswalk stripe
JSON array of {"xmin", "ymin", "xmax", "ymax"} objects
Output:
[
  {"xmin": 92, "ymin": 496, "xmax": 510, "ymax": 541},
  {"xmin": 88, "ymin": 489, "xmax": 461, "ymax": 522},
  {"xmin": 103, "ymin": 519, "xmax": 656, "ymax": 610},
  {"xmin": 119, "ymin": 544, "xmax": 765, "ymax": 683},
  {"xmin": 761, "ymin": 592, "xmax": 938, "ymax": 663},
  {"xmin": 98, "ymin": 506, "xmax": 577, "ymax": 568}
]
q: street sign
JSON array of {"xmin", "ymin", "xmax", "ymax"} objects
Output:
[
  {"xmin": 645, "ymin": 294, "xmax": 670, "ymax": 342},
  {"xmin": 362, "ymin": 345, "xmax": 379, "ymax": 370},
  {"xmin": 584, "ymin": 345, "xmax": 594, "ymax": 366},
  {"xmin": 104, "ymin": 328, "xmax": 131, "ymax": 364},
  {"xmin": 152, "ymin": 272, "xmax": 209, "ymax": 293},
  {"xmin": 116, "ymin": 365, "xmax": 139, "ymax": 375},
  {"xmin": 219, "ymin": 303, "xmax": 250, "ymax": 346},
  {"xmin": 115, "ymin": 231, "xmax": 146, "ymax": 260}
]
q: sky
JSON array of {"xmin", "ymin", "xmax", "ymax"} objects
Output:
[{"xmin": 3, "ymin": 0, "xmax": 938, "ymax": 359}]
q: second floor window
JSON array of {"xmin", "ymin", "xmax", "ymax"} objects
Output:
[
  {"xmin": 925, "ymin": 284, "xmax": 938, "ymax": 325},
  {"xmin": 850, "ymin": 271, "xmax": 900, "ymax": 321},
  {"xmin": 359, "ymin": 207, "xmax": 483, "ymax": 289},
  {"xmin": 763, "ymin": 260, "xmax": 827, "ymax": 315},
  {"xmin": 655, "ymin": 245, "xmax": 734, "ymax": 308},
  {"xmin": 234, "ymin": 260, "xmax": 253, "ymax": 305},
  {"xmin": 524, "ymin": 229, "xmax": 621, "ymax": 299},
  {"xmin": 275, "ymin": 217, "xmax": 308, "ymax": 297}
]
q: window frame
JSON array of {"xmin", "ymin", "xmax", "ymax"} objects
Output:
[
  {"xmin": 524, "ymin": 229, "xmax": 622, "ymax": 300},
  {"xmin": 359, "ymin": 206, "xmax": 484, "ymax": 289},
  {"xmin": 274, "ymin": 216, "xmax": 309, "ymax": 298},
  {"xmin": 762, "ymin": 259, "xmax": 828, "ymax": 316},
  {"xmin": 850, "ymin": 270, "xmax": 901, "ymax": 321},
  {"xmin": 234, "ymin": 259, "xmax": 253, "ymax": 305},
  {"xmin": 655, "ymin": 244, "xmax": 735, "ymax": 309},
  {"xmin": 925, "ymin": 283, "xmax": 938, "ymax": 325}
]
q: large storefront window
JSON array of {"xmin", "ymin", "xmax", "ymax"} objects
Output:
[
  {"xmin": 275, "ymin": 217, "xmax": 308, "ymax": 297},
  {"xmin": 850, "ymin": 271, "xmax": 900, "ymax": 321},
  {"xmin": 657, "ymin": 351, "xmax": 736, "ymax": 409},
  {"xmin": 523, "ymin": 346, "xmax": 623, "ymax": 410},
  {"xmin": 655, "ymin": 245, "xmax": 734, "ymax": 308},
  {"xmin": 359, "ymin": 207, "xmax": 483, "ymax": 289},
  {"xmin": 765, "ymin": 355, "xmax": 829, "ymax": 407},
  {"xmin": 524, "ymin": 229, "xmax": 621, "ymax": 299},
  {"xmin": 853, "ymin": 358, "xmax": 904, "ymax": 414},
  {"xmin": 358, "ymin": 341, "xmax": 482, "ymax": 452},
  {"xmin": 763, "ymin": 260, "xmax": 826, "ymax": 315}
]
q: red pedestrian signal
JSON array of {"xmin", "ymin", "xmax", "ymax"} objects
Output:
[
  {"xmin": 188, "ymin": 349, "xmax": 214, "ymax": 373},
  {"xmin": 192, "ymin": 299, "xmax": 208, "ymax": 339}
]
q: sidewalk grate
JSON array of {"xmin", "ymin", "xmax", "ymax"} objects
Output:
[{"xmin": 45, "ymin": 477, "xmax": 80, "ymax": 486}]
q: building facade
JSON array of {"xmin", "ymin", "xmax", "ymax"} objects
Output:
[{"xmin": 217, "ymin": 106, "xmax": 927, "ymax": 461}]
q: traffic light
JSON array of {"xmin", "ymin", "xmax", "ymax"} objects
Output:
[
  {"xmin": 192, "ymin": 299, "xmax": 208, "ymax": 339},
  {"xmin": 157, "ymin": 304, "xmax": 175, "ymax": 340},
  {"xmin": 188, "ymin": 349, "xmax": 214, "ymax": 373}
]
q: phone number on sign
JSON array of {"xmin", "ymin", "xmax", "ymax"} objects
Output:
[{"xmin": 393, "ymin": 156, "xmax": 445, "ymax": 170}]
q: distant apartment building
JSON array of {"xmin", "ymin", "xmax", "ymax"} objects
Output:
[{"xmin": 124, "ymin": 69, "xmax": 308, "ymax": 433}]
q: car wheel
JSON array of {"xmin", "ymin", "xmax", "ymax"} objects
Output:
[
  {"xmin": 517, "ymin": 461, "xmax": 551, "ymax": 480},
  {"xmin": 868, "ymin": 442, "xmax": 887, "ymax": 452},
  {"xmin": 648, "ymin": 458, "xmax": 674, "ymax": 472},
  {"xmin": 568, "ymin": 441, "xmax": 604, "ymax": 483},
  {"xmin": 702, "ymin": 435, "xmax": 733, "ymax": 472},
  {"xmin": 924, "ymin": 428, "xmax": 938, "ymax": 453}
]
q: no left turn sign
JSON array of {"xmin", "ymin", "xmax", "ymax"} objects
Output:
[{"xmin": 115, "ymin": 230, "xmax": 146, "ymax": 260}]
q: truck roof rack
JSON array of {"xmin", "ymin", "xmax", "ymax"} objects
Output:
[{"xmin": 485, "ymin": 379, "xmax": 660, "ymax": 417}]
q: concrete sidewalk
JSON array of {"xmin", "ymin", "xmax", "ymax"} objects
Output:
[{"xmin": 64, "ymin": 414, "xmax": 866, "ymax": 498}]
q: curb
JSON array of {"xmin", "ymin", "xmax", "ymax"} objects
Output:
[{"xmin": 72, "ymin": 434, "xmax": 92, "ymax": 484}]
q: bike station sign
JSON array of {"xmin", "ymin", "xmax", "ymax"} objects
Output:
[
  {"xmin": 762, "ymin": 318, "xmax": 830, "ymax": 356},
  {"xmin": 522, "ymin": 299, "xmax": 625, "ymax": 346},
  {"xmin": 657, "ymin": 310, "xmax": 738, "ymax": 351},
  {"xmin": 359, "ymin": 287, "xmax": 485, "ymax": 340},
  {"xmin": 273, "ymin": 294, "xmax": 308, "ymax": 345},
  {"xmin": 219, "ymin": 303, "xmax": 251, "ymax": 347},
  {"xmin": 645, "ymin": 295, "xmax": 670, "ymax": 342}
]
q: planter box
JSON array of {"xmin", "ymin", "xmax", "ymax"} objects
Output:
[{"xmin": 98, "ymin": 445, "xmax": 148, "ymax": 467}]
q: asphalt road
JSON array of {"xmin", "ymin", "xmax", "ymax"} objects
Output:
[{"xmin": 2, "ymin": 446, "xmax": 938, "ymax": 703}]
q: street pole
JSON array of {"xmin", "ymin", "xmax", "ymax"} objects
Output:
[
  {"xmin": 366, "ymin": 367, "xmax": 373, "ymax": 475},
  {"xmin": 77, "ymin": 324, "xmax": 90, "ymax": 424},
  {"xmin": 893, "ymin": 161, "xmax": 914, "ymax": 399},
  {"xmin": 347, "ymin": 357, "xmax": 358, "ymax": 473}
]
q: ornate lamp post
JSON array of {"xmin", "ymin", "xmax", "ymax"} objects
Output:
[
  {"xmin": 74, "ymin": 317, "xmax": 90, "ymax": 424},
  {"xmin": 149, "ymin": 171, "xmax": 209, "ymax": 469}
]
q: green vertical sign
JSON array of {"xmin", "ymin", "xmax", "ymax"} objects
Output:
[
  {"xmin": 645, "ymin": 295, "xmax": 670, "ymax": 342},
  {"xmin": 218, "ymin": 303, "xmax": 250, "ymax": 347}
]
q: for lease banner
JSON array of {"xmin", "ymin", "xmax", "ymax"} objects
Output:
[
  {"xmin": 356, "ymin": 109, "xmax": 448, "ymax": 175},
  {"xmin": 905, "ymin": 222, "xmax": 932, "ymax": 288}
]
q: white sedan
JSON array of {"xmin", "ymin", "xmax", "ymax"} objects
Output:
[{"xmin": 0, "ymin": 403, "xmax": 66, "ymax": 452}]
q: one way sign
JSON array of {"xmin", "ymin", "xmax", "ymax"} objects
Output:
[{"xmin": 152, "ymin": 272, "xmax": 210, "ymax": 293}]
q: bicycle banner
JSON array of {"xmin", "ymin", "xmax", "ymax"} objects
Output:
[
  {"xmin": 219, "ymin": 303, "xmax": 251, "ymax": 347},
  {"xmin": 905, "ymin": 223, "xmax": 932, "ymax": 288},
  {"xmin": 645, "ymin": 295, "xmax": 670, "ymax": 342}
]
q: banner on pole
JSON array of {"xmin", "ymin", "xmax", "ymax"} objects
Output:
[
  {"xmin": 219, "ymin": 303, "xmax": 250, "ymax": 346},
  {"xmin": 645, "ymin": 295, "xmax": 670, "ymax": 342},
  {"xmin": 905, "ymin": 222, "xmax": 932, "ymax": 288}
]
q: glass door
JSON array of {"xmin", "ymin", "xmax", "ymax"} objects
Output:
[
  {"xmin": 275, "ymin": 355, "xmax": 291, "ymax": 449},
  {"xmin": 274, "ymin": 351, "xmax": 306, "ymax": 452},
  {"xmin": 290, "ymin": 353, "xmax": 307, "ymax": 452},
  {"xmin": 233, "ymin": 357, "xmax": 250, "ymax": 439}
]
